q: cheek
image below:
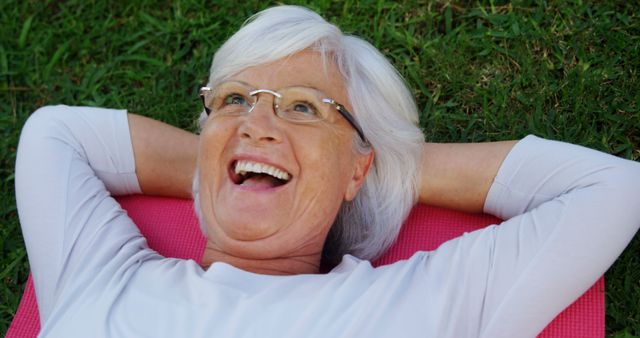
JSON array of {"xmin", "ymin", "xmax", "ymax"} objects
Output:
[
  {"xmin": 293, "ymin": 129, "xmax": 355, "ymax": 200},
  {"xmin": 198, "ymin": 139, "xmax": 220, "ymax": 182},
  {"xmin": 199, "ymin": 119, "xmax": 235, "ymax": 163},
  {"xmin": 197, "ymin": 121, "xmax": 235, "ymax": 190}
]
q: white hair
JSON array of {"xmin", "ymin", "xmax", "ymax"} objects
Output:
[{"xmin": 193, "ymin": 5, "xmax": 424, "ymax": 266}]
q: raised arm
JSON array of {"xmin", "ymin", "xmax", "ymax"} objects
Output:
[
  {"xmin": 16, "ymin": 106, "xmax": 145, "ymax": 322},
  {"xmin": 416, "ymin": 136, "xmax": 640, "ymax": 337},
  {"xmin": 418, "ymin": 140, "xmax": 517, "ymax": 213},
  {"xmin": 127, "ymin": 114, "xmax": 198, "ymax": 199},
  {"xmin": 16, "ymin": 107, "xmax": 200, "ymax": 325}
]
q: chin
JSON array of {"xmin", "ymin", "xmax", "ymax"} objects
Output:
[{"xmin": 217, "ymin": 218, "xmax": 280, "ymax": 242}]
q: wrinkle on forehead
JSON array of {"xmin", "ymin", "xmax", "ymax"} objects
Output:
[
  {"xmin": 266, "ymin": 48, "xmax": 338, "ymax": 84},
  {"xmin": 230, "ymin": 49, "xmax": 350, "ymax": 108}
]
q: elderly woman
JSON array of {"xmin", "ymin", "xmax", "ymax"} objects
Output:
[{"xmin": 15, "ymin": 5, "xmax": 640, "ymax": 338}]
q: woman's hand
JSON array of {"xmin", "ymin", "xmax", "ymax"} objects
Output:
[
  {"xmin": 128, "ymin": 114, "xmax": 198, "ymax": 199},
  {"xmin": 418, "ymin": 140, "xmax": 517, "ymax": 213}
]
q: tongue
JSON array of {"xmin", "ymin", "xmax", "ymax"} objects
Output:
[{"xmin": 241, "ymin": 174, "xmax": 280, "ymax": 188}]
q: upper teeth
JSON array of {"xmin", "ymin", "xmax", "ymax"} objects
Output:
[{"xmin": 234, "ymin": 160, "xmax": 291, "ymax": 181}]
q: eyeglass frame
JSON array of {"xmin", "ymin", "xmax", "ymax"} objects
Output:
[{"xmin": 199, "ymin": 83, "xmax": 370, "ymax": 146}]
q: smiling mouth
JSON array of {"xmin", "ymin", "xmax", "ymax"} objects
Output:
[{"xmin": 230, "ymin": 160, "xmax": 292, "ymax": 188}]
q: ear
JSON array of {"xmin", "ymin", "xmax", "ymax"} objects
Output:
[{"xmin": 344, "ymin": 151, "xmax": 374, "ymax": 201}]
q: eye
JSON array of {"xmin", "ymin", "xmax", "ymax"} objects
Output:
[
  {"xmin": 291, "ymin": 101, "xmax": 319, "ymax": 116},
  {"xmin": 223, "ymin": 93, "xmax": 249, "ymax": 106}
]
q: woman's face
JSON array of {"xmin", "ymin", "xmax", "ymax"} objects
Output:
[{"xmin": 197, "ymin": 50, "xmax": 373, "ymax": 260}]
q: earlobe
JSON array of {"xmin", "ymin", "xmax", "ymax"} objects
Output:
[{"xmin": 344, "ymin": 151, "xmax": 374, "ymax": 201}]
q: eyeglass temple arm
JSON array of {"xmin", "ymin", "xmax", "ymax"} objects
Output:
[
  {"xmin": 331, "ymin": 102, "xmax": 369, "ymax": 146},
  {"xmin": 200, "ymin": 87, "xmax": 212, "ymax": 115}
]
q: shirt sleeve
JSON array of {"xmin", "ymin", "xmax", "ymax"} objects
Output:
[
  {"xmin": 15, "ymin": 105, "xmax": 143, "ymax": 323},
  {"xmin": 477, "ymin": 135, "xmax": 640, "ymax": 337}
]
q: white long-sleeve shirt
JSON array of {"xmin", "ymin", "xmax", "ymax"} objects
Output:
[{"xmin": 15, "ymin": 105, "xmax": 640, "ymax": 338}]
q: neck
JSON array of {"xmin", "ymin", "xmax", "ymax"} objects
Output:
[{"xmin": 200, "ymin": 240, "xmax": 322, "ymax": 275}]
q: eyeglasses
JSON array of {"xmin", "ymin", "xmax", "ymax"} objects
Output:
[{"xmin": 199, "ymin": 81, "xmax": 369, "ymax": 145}]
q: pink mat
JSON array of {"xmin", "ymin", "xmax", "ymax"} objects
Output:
[{"xmin": 7, "ymin": 195, "xmax": 604, "ymax": 337}]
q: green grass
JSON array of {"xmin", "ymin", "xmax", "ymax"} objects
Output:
[{"xmin": 1, "ymin": 0, "xmax": 638, "ymax": 336}]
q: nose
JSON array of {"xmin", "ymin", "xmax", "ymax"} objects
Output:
[{"xmin": 237, "ymin": 94, "xmax": 283, "ymax": 144}]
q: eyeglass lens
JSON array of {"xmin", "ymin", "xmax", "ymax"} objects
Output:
[
  {"xmin": 204, "ymin": 82, "xmax": 330, "ymax": 122},
  {"xmin": 201, "ymin": 81, "xmax": 369, "ymax": 145}
]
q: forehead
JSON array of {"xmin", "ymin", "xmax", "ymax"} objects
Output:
[{"xmin": 230, "ymin": 50, "xmax": 350, "ymax": 105}]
